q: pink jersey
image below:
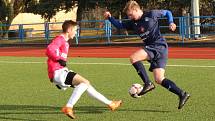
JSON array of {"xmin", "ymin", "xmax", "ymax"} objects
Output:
[{"xmin": 46, "ymin": 35, "xmax": 69, "ymax": 79}]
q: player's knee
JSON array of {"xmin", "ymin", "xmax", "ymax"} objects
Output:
[
  {"xmin": 83, "ymin": 80, "xmax": 90, "ymax": 85},
  {"xmin": 72, "ymin": 74, "xmax": 90, "ymax": 86},
  {"xmin": 77, "ymin": 80, "xmax": 90, "ymax": 86},
  {"xmin": 79, "ymin": 79, "xmax": 90, "ymax": 86},
  {"xmin": 155, "ymin": 77, "xmax": 165, "ymax": 84},
  {"xmin": 130, "ymin": 55, "xmax": 138, "ymax": 63},
  {"xmin": 155, "ymin": 79, "xmax": 162, "ymax": 84}
]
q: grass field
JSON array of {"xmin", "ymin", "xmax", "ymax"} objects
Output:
[{"xmin": 0, "ymin": 57, "xmax": 215, "ymax": 121}]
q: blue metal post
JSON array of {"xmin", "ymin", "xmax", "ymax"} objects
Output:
[
  {"xmin": 18, "ymin": 24, "xmax": 24, "ymax": 42},
  {"xmin": 105, "ymin": 20, "xmax": 111, "ymax": 44},
  {"xmin": 179, "ymin": 17, "xmax": 182, "ymax": 36},
  {"xmin": 185, "ymin": 13, "xmax": 191, "ymax": 39},
  {"xmin": 75, "ymin": 25, "xmax": 80, "ymax": 45},
  {"xmin": 44, "ymin": 22, "xmax": 49, "ymax": 44},
  {"xmin": 0, "ymin": 23, "xmax": 2, "ymax": 39},
  {"xmin": 108, "ymin": 21, "xmax": 112, "ymax": 43},
  {"xmin": 181, "ymin": 17, "xmax": 185, "ymax": 43}
]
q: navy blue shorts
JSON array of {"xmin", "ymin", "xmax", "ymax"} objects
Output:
[{"xmin": 143, "ymin": 44, "xmax": 168, "ymax": 72}]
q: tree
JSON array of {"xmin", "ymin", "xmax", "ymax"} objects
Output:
[
  {"xmin": 26, "ymin": 0, "xmax": 77, "ymax": 21},
  {"xmin": 0, "ymin": 0, "xmax": 78, "ymax": 37},
  {"xmin": 0, "ymin": 0, "xmax": 30, "ymax": 37},
  {"xmin": 0, "ymin": 0, "xmax": 214, "ymax": 38}
]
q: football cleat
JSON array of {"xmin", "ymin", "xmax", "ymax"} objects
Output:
[
  {"xmin": 108, "ymin": 100, "xmax": 122, "ymax": 111},
  {"xmin": 61, "ymin": 106, "xmax": 76, "ymax": 119},
  {"xmin": 138, "ymin": 83, "xmax": 155, "ymax": 96},
  {"xmin": 178, "ymin": 92, "xmax": 190, "ymax": 109},
  {"xmin": 131, "ymin": 93, "xmax": 141, "ymax": 98}
]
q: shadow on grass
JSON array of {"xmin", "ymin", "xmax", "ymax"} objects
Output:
[
  {"xmin": 0, "ymin": 116, "xmax": 45, "ymax": 121},
  {"xmin": 76, "ymin": 106, "xmax": 171, "ymax": 113},
  {"xmin": 119, "ymin": 108, "xmax": 171, "ymax": 113},
  {"xmin": 0, "ymin": 105, "xmax": 108, "ymax": 121},
  {"xmin": 0, "ymin": 105, "xmax": 60, "ymax": 121},
  {"xmin": 0, "ymin": 105, "xmax": 170, "ymax": 120},
  {"xmin": 0, "ymin": 105, "xmax": 107, "ymax": 114}
]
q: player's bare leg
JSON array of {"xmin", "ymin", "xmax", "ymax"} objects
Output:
[
  {"xmin": 130, "ymin": 49, "xmax": 155, "ymax": 96},
  {"xmin": 153, "ymin": 68, "xmax": 190, "ymax": 109},
  {"xmin": 73, "ymin": 75, "xmax": 122, "ymax": 111},
  {"xmin": 62, "ymin": 74, "xmax": 122, "ymax": 119},
  {"xmin": 61, "ymin": 74, "xmax": 89, "ymax": 119}
]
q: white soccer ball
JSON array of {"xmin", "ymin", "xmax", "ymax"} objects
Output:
[{"xmin": 128, "ymin": 83, "xmax": 143, "ymax": 98}]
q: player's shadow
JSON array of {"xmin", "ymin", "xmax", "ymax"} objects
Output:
[
  {"xmin": 0, "ymin": 105, "xmax": 108, "ymax": 121},
  {"xmin": 119, "ymin": 108, "xmax": 171, "ymax": 113},
  {"xmin": 76, "ymin": 106, "xmax": 171, "ymax": 113},
  {"xmin": 0, "ymin": 105, "xmax": 60, "ymax": 121},
  {"xmin": 0, "ymin": 104, "xmax": 170, "ymax": 120},
  {"xmin": 75, "ymin": 106, "xmax": 108, "ymax": 113}
]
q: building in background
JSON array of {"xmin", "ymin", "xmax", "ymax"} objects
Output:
[{"xmin": 9, "ymin": 8, "xmax": 77, "ymax": 31}]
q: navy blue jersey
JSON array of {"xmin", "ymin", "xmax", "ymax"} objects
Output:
[{"xmin": 108, "ymin": 10, "xmax": 174, "ymax": 46}]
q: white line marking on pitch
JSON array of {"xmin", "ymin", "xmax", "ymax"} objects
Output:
[{"xmin": 0, "ymin": 61, "xmax": 214, "ymax": 68}]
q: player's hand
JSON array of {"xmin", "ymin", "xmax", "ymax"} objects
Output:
[
  {"xmin": 169, "ymin": 23, "xmax": 176, "ymax": 31},
  {"xmin": 57, "ymin": 59, "xmax": 66, "ymax": 67},
  {"xmin": 104, "ymin": 11, "xmax": 111, "ymax": 19}
]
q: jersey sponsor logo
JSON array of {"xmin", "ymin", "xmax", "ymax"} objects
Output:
[
  {"xmin": 145, "ymin": 17, "xmax": 149, "ymax": 21},
  {"xmin": 65, "ymin": 43, "xmax": 69, "ymax": 50},
  {"xmin": 55, "ymin": 49, "xmax": 60, "ymax": 56},
  {"xmin": 139, "ymin": 31, "xmax": 150, "ymax": 41},
  {"xmin": 61, "ymin": 53, "xmax": 67, "ymax": 58}
]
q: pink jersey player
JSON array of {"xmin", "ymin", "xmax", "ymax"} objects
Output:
[
  {"xmin": 45, "ymin": 20, "xmax": 121, "ymax": 119},
  {"xmin": 46, "ymin": 35, "xmax": 69, "ymax": 79}
]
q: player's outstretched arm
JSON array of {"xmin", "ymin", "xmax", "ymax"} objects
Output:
[
  {"xmin": 162, "ymin": 10, "xmax": 176, "ymax": 31},
  {"xmin": 104, "ymin": 11, "xmax": 125, "ymax": 29}
]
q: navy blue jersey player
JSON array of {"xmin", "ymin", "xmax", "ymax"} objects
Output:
[{"xmin": 104, "ymin": 0, "xmax": 190, "ymax": 109}]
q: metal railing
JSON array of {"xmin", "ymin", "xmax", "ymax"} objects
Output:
[{"xmin": 0, "ymin": 16, "xmax": 214, "ymax": 45}]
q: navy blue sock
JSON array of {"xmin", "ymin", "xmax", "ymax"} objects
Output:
[
  {"xmin": 161, "ymin": 78, "xmax": 183, "ymax": 97},
  {"xmin": 132, "ymin": 61, "xmax": 151, "ymax": 85}
]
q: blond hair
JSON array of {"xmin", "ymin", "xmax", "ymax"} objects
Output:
[{"xmin": 123, "ymin": 0, "xmax": 141, "ymax": 13}]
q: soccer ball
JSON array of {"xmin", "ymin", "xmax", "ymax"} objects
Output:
[{"xmin": 128, "ymin": 83, "xmax": 143, "ymax": 98}]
